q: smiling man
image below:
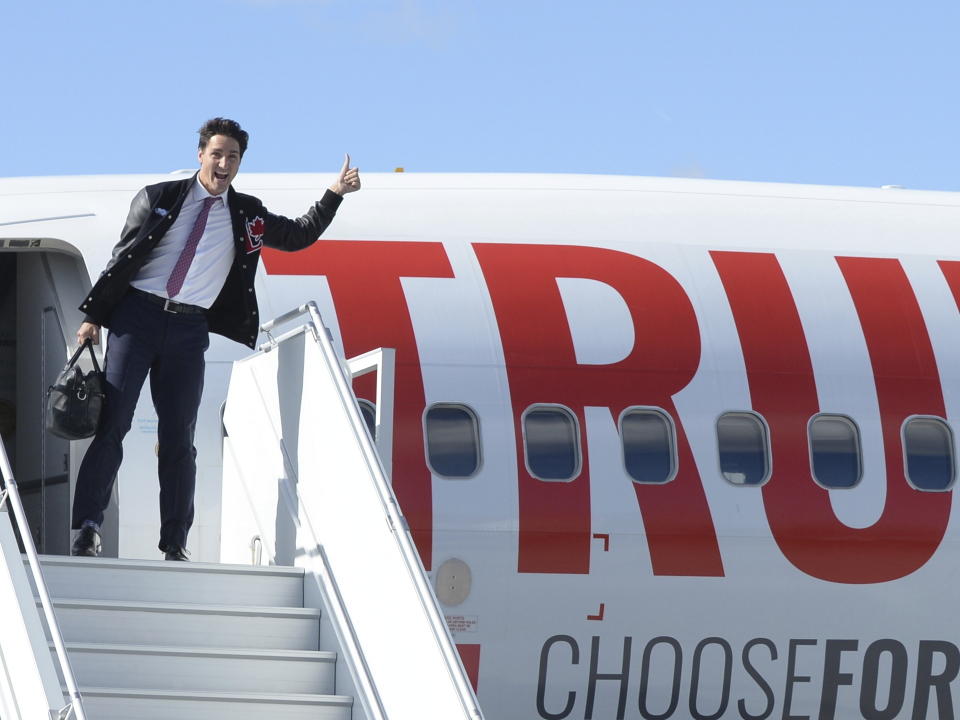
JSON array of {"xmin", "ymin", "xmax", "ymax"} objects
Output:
[{"xmin": 70, "ymin": 117, "xmax": 360, "ymax": 559}]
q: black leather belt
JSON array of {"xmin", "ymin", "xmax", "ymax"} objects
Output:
[{"xmin": 130, "ymin": 288, "xmax": 206, "ymax": 315}]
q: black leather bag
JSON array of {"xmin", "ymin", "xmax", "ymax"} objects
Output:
[{"xmin": 45, "ymin": 339, "xmax": 105, "ymax": 440}]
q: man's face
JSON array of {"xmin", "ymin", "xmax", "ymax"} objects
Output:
[{"xmin": 198, "ymin": 134, "xmax": 242, "ymax": 195}]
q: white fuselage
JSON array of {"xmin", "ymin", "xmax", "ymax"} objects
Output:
[{"xmin": 2, "ymin": 172, "xmax": 958, "ymax": 719}]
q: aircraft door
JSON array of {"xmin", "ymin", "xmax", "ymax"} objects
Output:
[{"xmin": 0, "ymin": 245, "xmax": 116, "ymax": 556}]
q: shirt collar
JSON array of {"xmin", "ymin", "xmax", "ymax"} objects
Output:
[{"xmin": 191, "ymin": 177, "xmax": 229, "ymax": 209}]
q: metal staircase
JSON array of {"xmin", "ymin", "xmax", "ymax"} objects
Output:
[
  {"xmin": 33, "ymin": 555, "xmax": 352, "ymax": 719},
  {"xmin": 0, "ymin": 300, "xmax": 484, "ymax": 719}
]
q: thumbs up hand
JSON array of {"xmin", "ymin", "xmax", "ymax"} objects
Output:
[{"xmin": 330, "ymin": 153, "xmax": 361, "ymax": 196}]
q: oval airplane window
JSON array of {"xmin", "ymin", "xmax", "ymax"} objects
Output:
[
  {"xmin": 357, "ymin": 399, "xmax": 376, "ymax": 440},
  {"xmin": 424, "ymin": 404, "xmax": 481, "ymax": 478},
  {"xmin": 809, "ymin": 414, "xmax": 861, "ymax": 489},
  {"xmin": 903, "ymin": 416, "xmax": 955, "ymax": 491},
  {"xmin": 716, "ymin": 412, "xmax": 770, "ymax": 486},
  {"xmin": 523, "ymin": 405, "xmax": 581, "ymax": 482},
  {"xmin": 620, "ymin": 408, "xmax": 677, "ymax": 484}
]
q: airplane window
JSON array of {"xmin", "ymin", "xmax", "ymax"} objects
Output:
[
  {"xmin": 425, "ymin": 404, "xmax": 481, "ymax": 478},
  {"xmin": 357, "ymin": 399, "xmax": 376, "ymax": 440},
  {"xmin": 523, "ymin": 406, "xmax": 581, "ymax": 481},
  {"xmin": 716, "ymin": 412, "xmax": 770, "ymax": 486},
  {"xmin": 809, "ymin": 414, "xmax": 861, "ymax": 489},
  {"xmin": 903, "ymin": 416, "xmax": 955, "ymax": 491},
  {"xmin": 620, "ymin": 408, "xmax": 676, "ymax": 484}
]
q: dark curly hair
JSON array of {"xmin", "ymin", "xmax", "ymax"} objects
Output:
[{"xmin": 198, "ymin": 117, "xmax": 249, "ymax": 157}]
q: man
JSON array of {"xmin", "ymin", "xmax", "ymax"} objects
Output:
[{"xmin": 71, "ymin": 117, "xmax": 360, "ymax": 560}]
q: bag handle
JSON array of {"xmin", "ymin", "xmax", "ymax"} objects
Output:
[{"xmin": 63, "ymin": 338, "xmax": 103, "ymax": 375}]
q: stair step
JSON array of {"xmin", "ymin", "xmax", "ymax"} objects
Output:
[
  {"xmin": 29, "ymin": 556, "xmax": 361, "ymax": 717},
  {"xmin": 59, "ymin": 643, "xmax": 336, "ymax": 695},
  {"xmin": 78, "ymin": 687, "xmax": 352, "ymax": 720},
  {"xmin": 48, "ymin": 599, "xmax": 321, "ymax": 650},
  {"xmin": 34, "ymin": 555, "xmax": 304, "ymax": 607}
]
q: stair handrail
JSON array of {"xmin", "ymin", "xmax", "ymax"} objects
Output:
[
  {"xmin": 258, "ymin": 301, "xmax": 484, "ymax": 720},
  {"xmin": 0, "ymin": 439, "xmax": 87, "ymax": 720},
  {"xmin": 256, "ymin": 303, "xmax": 388, "ymax": 720}
]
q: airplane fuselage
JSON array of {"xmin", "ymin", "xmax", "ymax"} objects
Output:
[{"xmin": 2, "ymin": 172, "xmax": 959, "ymax": 719}]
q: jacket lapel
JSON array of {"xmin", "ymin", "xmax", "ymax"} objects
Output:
[{"xmin": 142, "ymin": 175, "xmax": 195, "ymax": 240}]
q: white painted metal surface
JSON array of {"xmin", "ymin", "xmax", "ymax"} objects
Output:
[
  {"xmin": 31, "ymin": 555, "xmax": 354, "ymax": 719},
  {"xmin": 59, "ymin": 643, "xmax": 337, "ymax": 694},
  {"xmin": 0, "ymin": 435, "xmax": 84, "ymax": 720},
  {"xmin": 0, "ymin": 510, "xmax": 65, "ymax": 719},
  {"xmin": 346, "ymin": 347, "xmax": 397, "ymax": 478},
  {"xmin": 33, "ymin": 555, "xmax": 304, "ymax": 607},
  {"xmin": 51, "ymin": 598, "xmax": 321, "ymax": 649},
  {"xmin": 221, "ymin": 304, "xmax": 483, "ymax": 720},
  {"xmin": 78, "ymin": 688, "xmax": 352, "ymax": 720}
]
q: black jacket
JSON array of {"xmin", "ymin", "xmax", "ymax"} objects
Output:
[{"xmin": 80, "ymin": 174, "xmax": 342, "ymax": 348}]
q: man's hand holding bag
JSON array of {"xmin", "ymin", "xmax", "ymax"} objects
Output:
[{"xmin": 46, "ymin": 338, "xmax": 105, "ymax": 440}]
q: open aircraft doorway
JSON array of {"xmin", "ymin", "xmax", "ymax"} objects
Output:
[{"xmin": 0, "ymin": 241, "xmax": 114, "ymax": 556}]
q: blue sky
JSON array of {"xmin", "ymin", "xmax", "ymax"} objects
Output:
[{"xmin": 3, "ymin": 1, "xmax": 958, "ymax": 190}]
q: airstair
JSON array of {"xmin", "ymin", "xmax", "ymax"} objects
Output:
[
  {"xmin": 0, "ymin": 302, "xmax": 483, "ymax": 720},
  {"xmin": 32, "ymin": 556, "xmax": 351, "ymax": 719}
]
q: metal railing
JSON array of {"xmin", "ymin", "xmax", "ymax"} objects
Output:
[
  {"xmin": 0, "ymin": 439, "xmax": 86, "ymax": 720},
  {"xmin": 251, "ymin": 301, "xmax": 483, "ymax": 720},
  {"xmin": 301, "ymin": 301, "xmax": 483, "ymax": 720},
  {"xmin": 250, "ymin": 302, "xmax": 389, "ymax": 720},
  {"xmin": 259, "ymin": 301, "xmax": 331, "ymax": 350}
]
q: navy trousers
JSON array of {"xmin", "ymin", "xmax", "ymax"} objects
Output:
[{"xmin": 71, "ymin": 291, "xmax": 209, "ymax": 551}]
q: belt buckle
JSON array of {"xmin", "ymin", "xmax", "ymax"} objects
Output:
[{"xmin": 163, "ymin": 298, "xmax": 177, "ymax": 313}]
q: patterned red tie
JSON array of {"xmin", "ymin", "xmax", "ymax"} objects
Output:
[{"xmin": 166, "ymin": 196, "xmax": 220, "ymax": 298}]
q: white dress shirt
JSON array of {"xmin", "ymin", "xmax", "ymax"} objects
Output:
[{"xmin": 130, "ymin": 180, "xmax": 236, "ymax": 308}]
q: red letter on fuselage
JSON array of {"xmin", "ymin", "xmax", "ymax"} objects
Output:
[
  {"xmin": 263, "ymin": 241, "xmax": 456, "ymax": 570},
  {"xmin": 712, "ymin": 251, "xmax": 950, "ymax": 583},
  {"xmin": 475, "ymin": 244, "xmax": 722, "ymax": 576}
]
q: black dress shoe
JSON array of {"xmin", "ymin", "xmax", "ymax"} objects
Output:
[
  {"xmin": 71, "ymin": 525, "xmax": 101, "ymax": 557},
  {"xmin": 162, "ymin": 545, "xmax": 190, "ymax": 561}
]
